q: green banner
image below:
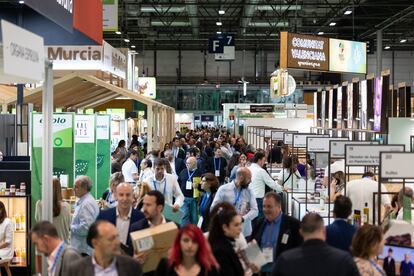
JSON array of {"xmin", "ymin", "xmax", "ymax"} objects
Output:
[
  {"xmin": 96, "ymin": 115, "xmax": 111, "ymax": 199},
  {"xmin": 75, "ymin": 115, "xmax": 97, "ymax": 197}
]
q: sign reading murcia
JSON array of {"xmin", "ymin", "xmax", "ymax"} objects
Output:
[
  {"xmin": 46, "ymin": 42, "xmax": 126, "ymax": 79},
  {"xmin": 280, "ymin": 32, "xmax": 329, "ymax": 71}
]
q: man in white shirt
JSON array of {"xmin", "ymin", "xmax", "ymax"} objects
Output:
[
  {"xmin": 143, "ymin": 158, "xmax": 184, "ymax": 212},
  {"xmin": 248, "ymin": 151, "xmax": 283, "ymax": 218},
  {"xmin": 122, "ymin": 150, "xmax": 139, "ymax": 185},
  {"xmin": 346, "ymin": 171, "xmax": 391, "ymax": 224},
  {"xmin": 164, "ymin": 149, "xmax": 186, "ymax": 179}
]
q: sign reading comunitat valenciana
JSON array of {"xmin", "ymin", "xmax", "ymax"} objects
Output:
[
  {"xmin": 280, "ymin": 32, "xmax": 329, "ymax": 71},
  {"xmin": 46, "ymin": 42, "xmax": 126, "ymax": 78},
  {"xmin": 0, "ymin": 20, "xmax": 45, "ymax": 83}
]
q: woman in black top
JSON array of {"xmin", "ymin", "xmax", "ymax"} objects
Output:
[
  {"xmin": 208, "ymin": 202, "xmax": 244, "ymax": 276},
  {"xmin": 155, "ymin": 224, "xmax": 220, "ymax": 276}
]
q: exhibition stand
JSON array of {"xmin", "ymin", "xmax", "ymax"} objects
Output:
[{"xmin": 344, "ymin": 144, "xmax": 405, "ymax": 224}]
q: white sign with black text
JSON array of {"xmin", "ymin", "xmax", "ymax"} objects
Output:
[
  {"xmin": 307, "ymin": 137, "xmax": 348, "ymax": 153},
  {"xmin": 330, "ymin": 140, "xmax": 378, "ymax": 159},
  {"xmin": 0, "ymin": 20, "xmax": 45, "ymax": 83},
  {"xmin": 380, "ymin": 153, "xmax": 414, "ymax": 178},
  {"xmin": 345, "ymin": 145, "xmax": 405, "ymax": 166}
]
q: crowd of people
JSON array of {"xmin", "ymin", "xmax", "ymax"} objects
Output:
[{"xmin": 11, "ymin": 127, "xmax": 414, "ymax": 276}]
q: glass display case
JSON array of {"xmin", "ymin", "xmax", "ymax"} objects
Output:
[{"xmin": 0, "ymin": 196, "xmax": 30, "ymax": 269}]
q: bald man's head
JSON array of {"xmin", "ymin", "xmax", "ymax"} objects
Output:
[
  {"xmin": 186, "ymin": 157, "xmax": 197, "ymax": 171},
  {"xmin": 115, "ymin": 182, "xmax": 134, "ymax": 211},
  {"xmin": 236, "ymin": 167, "xmax": 252, "ymax": 189}
]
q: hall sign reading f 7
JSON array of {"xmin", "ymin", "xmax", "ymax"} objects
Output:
[{"xmin": 208, "ymin": 34, "xmax": 235, "ymax": 53}]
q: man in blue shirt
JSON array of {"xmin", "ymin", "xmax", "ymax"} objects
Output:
[
  {"xmin": 211, "ymin": 167, "xmax": 258, "ymax": 237},
  {"xmin": 70, "ymin": 176, "xmax": 99, "ymax": 256},
  {"xmin": 249, "ymin": 192, "xmax": 302, "ymax": 273},
  {"xmin": 325, "ymin": 195, "xmax": 356, "ymax": 253}
]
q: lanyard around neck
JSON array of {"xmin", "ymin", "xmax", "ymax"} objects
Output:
[
  {"xmin": 214, "ymin": 158, "xmax": 221, "ymax": 171},
  {"xmin": 153, "ymin": 177, "xmax": 167, "ymax": 195}
]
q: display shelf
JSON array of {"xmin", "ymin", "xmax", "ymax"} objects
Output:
[{"xmin": 0, "ymin": 195, "xmax": 31, "ymax": 274}]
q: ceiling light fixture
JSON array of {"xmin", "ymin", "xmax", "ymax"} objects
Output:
[
  {"xmin": 218, "ymin": 10, "xmax": 225, "ymax": 15},
  {"xmin": 400, "ymin": 39, "xmax": 407, "ymax": 43},
  {"xmin": 317, "ymin": 31, "xmax": 324, "ymax": 35},
  {"xmin": 384, "ymin": 46, "xmax": 391, "ymax": 50},
  {"xmin": 131, "ymin": 45, "xmax": 136, "ymax": 48},
  {"xmin": 124, "ymin": 38, "xmax": 130, "ymax": 43},
  {"xmin": 216, "ymin": 21, "xmax": 222, "ymax": 26},
  {"xmin": 18, "ymin": 0, "xmax": 24, "ymax": 4},
  {"xmin": 115, "ymin": 31, "xmax": 122, "ymax": 35},
  {"xmin": 344, "ymin": 10, "xmax": 352, "ymax": 15},
  {"xmin": 329, "ymin": 22, "xmax": 336, "ymax": 26},
  {"xmin": 216, "ymin": 31, "xmax": 222, "ymax": 34}
]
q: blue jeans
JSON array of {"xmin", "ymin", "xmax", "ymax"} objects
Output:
[{"xmin": 181, "ymin": 197, "xmax": 198, "ymax": 226}]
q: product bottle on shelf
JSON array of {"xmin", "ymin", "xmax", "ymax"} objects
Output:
[
  {"xmin": 15, "ymin": 214, "xmax": 21, "ymax": 231},
  {"xmin": 363, "ymin": 202, "xmax": 369, "ymax": 224},
  {"xmin": 11, "ymin": 249, "xmax": 17, "ymax": 264},
  {"xmin": 16, "ymin": 248, "xmax": 21, "ymax": 265},
  {"xmin": 353, "ymin": 210, "xmax": 361, "ymax": 227},
  {"xmin": 21, "ymin": 248, "xmax": 26, "ymax": 265},
  {"xmin": 20, "ymin": 214, "xmax": 26, "ymax": 231}
]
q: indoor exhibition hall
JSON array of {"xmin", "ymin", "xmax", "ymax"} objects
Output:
[{"xmin": 0, "ymin": 0, "xmax": 414, "ymax": 275}]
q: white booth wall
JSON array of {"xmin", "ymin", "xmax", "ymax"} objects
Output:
[
  {"xmin": 175, "ymin": 113, "xmax": 194, "ymax": 130},
  {"xmin": 388, "ymin": 118, "xmax": 414, "ymax": 149},
  {"xmin": 244, "ymin": 118, "xmax": 314, "ymax": 134}
]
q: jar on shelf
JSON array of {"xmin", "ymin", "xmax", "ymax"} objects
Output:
[
  {"xmin": 10, "ymin": 185, "xmax": 16, "ymax": 196},
  {"xmin": 4, "ymin": 188, "xmax": 10, "ymax": 196},
  {"xmin": 20, "ymin": 187, "xmax": 26, "ymax": 196}
]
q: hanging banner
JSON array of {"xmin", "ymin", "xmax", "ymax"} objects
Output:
[
  {"xmin": 360, "ymin": 80, "xmax": 368, "ymax": 129},
  {"xmin": 103, "ymin": 0, "xmax": 118, "ymax": 31},
  {"xmin": 25, "ymin": 0, "xmax": 73, "ymax": 32},
  {"xmin": 0, "ymin": 20, "xmax": 45, "ymax": 84},
  {"xmin": 96, "ymin": 115, "xmax": 111, "ymax": 198},
  {"xmin": 337, "ymin": 87, "xmax": 342, "ymax": 128},
  {"xmin": 32, "ymin": 113, "xmax": 75, "ymax": 208},
  {"xmin": 374, "ymin": 77, "xmax": 383, "ymax": 132},
  {"xmin": 103, "ymin": 41, "xmax": 127, "ymax": 79},
  {"xmin": 75, "ymin": 115, "xmax": 97, "ymax": 197},
  {"xmin": 321, "ymin": 91, "xmax": 326, "ymax": 128},
  {"xmin": 347, "ymin": 83, "xmax": 353, "ymax": 129},
  {"xmin": 329, "ymin": 38, "xmax": 367, "ymax": 74},
  {"xmin": 328, "ymin": 89, "xmax": 333, "ymax": 128}
]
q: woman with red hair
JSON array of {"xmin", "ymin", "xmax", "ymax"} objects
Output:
[{"xmin": 155, "ymin": 224, "xmax": 220, "ymax": 276}]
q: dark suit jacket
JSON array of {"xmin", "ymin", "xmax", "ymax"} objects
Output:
[
  {"xmin": 173, "ymin": 147, "xmax": 186, "ymax": 160},
  {"xmin": 325, "ymin": 219, "xmax": 357, "ymax": 253},
  {"xmin": 207, "ymin": 157, "xmax": 227, "ymax": 183},
  {"xmin": 174, "ymin": 158, "xmax": 186, "ymax": 176},
  {"xmin": 249, "ymin": 214, "xmax": 302, "ymax": 261},
  {"xmin": 64, "ymin": 255, "xmax": 142, "ymax": 276},
  {"xmin": 272, "ymin": 239, "xmax": 360, "ymax": 276},
  {"xmin": 211, "ymin": 237, "xmax": 244, "ymax": 276},
  {"xmin": 96, "ymin": 207, "xmax": 145, "ymax": 255},
  {"xmin": 383, "ymin": 256, "xmax": 396, "ymax": 276},
  {"xmin": 177, "ymin": 168, "xmax": 203, "ymax": 198},
  {"xmin": 55, "ymin": 244, "xmax": 82, "ymax": 276}
]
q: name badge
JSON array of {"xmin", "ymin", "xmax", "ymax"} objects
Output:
[
  {"xmin": 186, "ymin": 181, "xmax": 193, "ymax": 190},
  {"xmin": 197, "ymin": 216, "xmax": 204, "ymax": 228},
  {"xmin": 262, "ymin": 247, "xmax": 273, "ymax": 264},
  {"xmin": 215, "ymin": 170, "xmax": 220, "ymax": 177},
  {"xmin": 281, "ymin": 233, "xmax": 289, "ymax": 244}
]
